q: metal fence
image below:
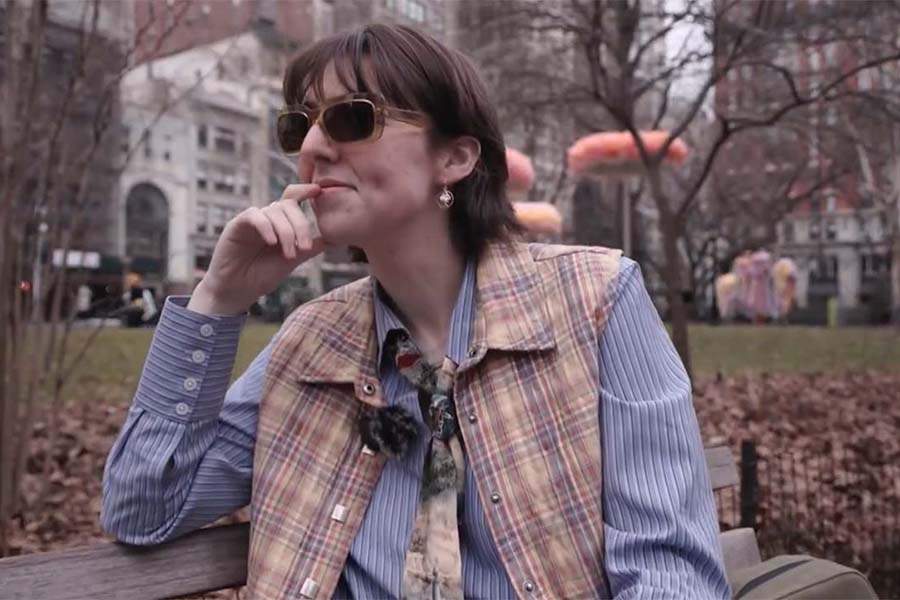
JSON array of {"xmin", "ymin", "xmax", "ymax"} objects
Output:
[{"xmin": 714, "ymin": 440, "xmax": 900, "ymax": 598}]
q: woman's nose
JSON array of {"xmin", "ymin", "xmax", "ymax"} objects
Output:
[{"xmin": 298, "ymin": 122, "xmax": 338, "ymax": 167}]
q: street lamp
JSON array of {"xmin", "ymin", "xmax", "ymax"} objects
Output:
[{"xmin": 32, "ymin": 217, "xmax": 49, "ymax": 305}]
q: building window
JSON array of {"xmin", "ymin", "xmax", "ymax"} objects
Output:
[
  {"xmin": 812, "ymin": 255, "xmax": 838, "ymax": 282},
  {"xmin": 212, "ymin": 205, "xmax": 230, "ymax": 234},
  {"xmin": 809, "ymin": 51, "xmax": 821, "ymax": 72},
  {"xmin": 195, "ymin": 202, "xmax": 209, "ymax": 234},
  {"xmin": 809, "ymin": 218, "xmax": 821, "ymax": 239},
  {"xmin": 410, "ymin": 0, "xmax": 426, "ymax": 22},
  {"xmin": 143, "ymin": 130, "xmax": 153, "ymax": 158},
  {"xmin": 213, "ymin": 126, "xmax": 237, "ymax": 154},
  {"xmin": 237, "ymin": 168, "xmax": 250, "ymax": 196},
  {"xmin": 826, "ymin": 194, "xmax": 836, "ymax": 212},
  {"xmin": 878, "ymin": 212, "xmax": 888, "ymax": 235},
  {"xmin": 390, "ymin": 0, "xmax": 425, "ymax": 22},
  {"xmin": 197, "ymin": 162, "xmax": 208, "ymax": 190},
  {"xmin": 782, "ymin": 220, "xmax": 794, "ymax": 243},
  {"xmin": 195, "ymin": 254, "xmax": 212, "ymax": 270},
  {"xmin": 858, "ymin": 68, "xmax": 872, "ymax": 91},
  {"xmin": 862, "ymin": 254, "xmax": 889, "ymax": 280},
  {"xmin": 198, "ymin": 124, "xmax": 208, "ymax": 148},
  {"xmin": 213, "ymin": 166, "xmax": 236, "ymax": 194},
  {"xmin": 825, "ymin": 256, "xmax": 838, "ymax": 280},
  {"xmin": 825, "ymin": 219, "xmax": 837, "ymax": 240}
]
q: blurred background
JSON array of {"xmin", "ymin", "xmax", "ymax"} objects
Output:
[{"xmin": 0, "ymin": 0, "xmax": 898, "ymax": 597}]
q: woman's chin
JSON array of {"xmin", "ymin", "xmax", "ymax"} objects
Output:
[{"xmin": 315, "ymin": 216, "xmax": 365, "ymax": 248}]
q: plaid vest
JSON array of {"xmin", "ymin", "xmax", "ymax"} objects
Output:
[{"xmin": 249, "ymin": 242, "xmax": 622, "ymax": 599}]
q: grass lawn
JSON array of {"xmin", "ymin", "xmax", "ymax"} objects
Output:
[
  {"xmin": 63, "ymin": 322, "xmax": 899, "ymax": 404},
  {"xmin": 689, "ymin": 324, "xmax": 900, "ymax": 378}
]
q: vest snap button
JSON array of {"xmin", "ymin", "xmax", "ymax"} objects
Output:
[
  {"xmin": 490, "ymin": 492, "xmax": 501, "ymax": 504},
  {"xmin": 467, "ymin": 347, "xmax": 478, "ymax": 358},
  {"xmin": 467, "ymin": 413, "xmax": 477, "ymax": 424},
  {"xmin": 524, "ymin": 580, "xmax": 535, "ymax": 593},
  {"xmin": 362, "ymin": 382, "xmax": 376, "ymax": 396},
  {"xmin": 299, "ymin": 577, "xmax": 319, "ymax": 599}
]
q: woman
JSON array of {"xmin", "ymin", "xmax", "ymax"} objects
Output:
[{"xmin": 102, "ymin": 24, "xmax": 729, "ymax": 600}]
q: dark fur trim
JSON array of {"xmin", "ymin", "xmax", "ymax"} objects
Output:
[{"xmin": 359, "ymin": 405, "xmax": 418, "ymax": 458}]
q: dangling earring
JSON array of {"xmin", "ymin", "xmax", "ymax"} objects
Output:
[{"xmin": 437, "ymin": 185, "xmax": 454, "ymax": 209}]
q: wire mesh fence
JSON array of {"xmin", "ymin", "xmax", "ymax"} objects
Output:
[{"xmin": 714, "ymin": 440, "xmax": 900, "ymax": 597}]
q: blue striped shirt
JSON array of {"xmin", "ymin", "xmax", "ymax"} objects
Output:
[{"xmin": 101, "ymin": 257, "xmax": 730, "ymax": 599}]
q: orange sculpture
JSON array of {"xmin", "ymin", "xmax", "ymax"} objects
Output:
[
  {"xmin": 513, "ymin": 202, "xmax": 562, "ymax": 236},
  {"xmin": 567, "ymin": 130, "xmax": 689, "ymax": 176}
]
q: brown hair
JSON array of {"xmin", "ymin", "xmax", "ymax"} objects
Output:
[{"xmin": 283, "ymin": 23, "xmax": 522, "ymax": 259}]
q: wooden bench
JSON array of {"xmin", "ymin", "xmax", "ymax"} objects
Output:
[{"xmin": 0, "ymin": 446, "xmax": 759, "ymax": 599}]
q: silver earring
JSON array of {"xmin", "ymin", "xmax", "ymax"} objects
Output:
[{"xmin": 437, "ymin": 186, "xmax": 454, "ymax": 209}]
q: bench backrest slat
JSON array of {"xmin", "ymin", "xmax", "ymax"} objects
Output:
[
  {"xmin": 0, "ymin": 446, "xmax": 739, "ymax": 598},
  {"xmin": 706, "ymin": 445, "xmax": 740, "ymax": 491},
  {"xmin": 0, "ymin": 522, "xmax": 249, "ymax": 599}
]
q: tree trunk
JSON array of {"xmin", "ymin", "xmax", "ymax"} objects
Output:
[
  {"xmin": 892, "ymin": 211, "xmax": 900, "ymax": 326},
  {"xmin": 892, "ymin": 161, "xmax": 900, "ymax": 327},
  {"xmin": 660, "ymin": 217, "xmax": 694, "ymax": 380},
  {"xmin": 645, "ymin": 166, "xmax": 694, "ymax": 379}
]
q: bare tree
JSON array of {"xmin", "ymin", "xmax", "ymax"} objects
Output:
[
  {"xmin": 0, "ymin": 0, "xmax": 214, "ymax": 555},
  {"xmin": 457, "ymin": 0, "xmax": 900, "ymax": 377}
]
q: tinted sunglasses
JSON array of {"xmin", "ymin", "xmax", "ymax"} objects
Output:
[{"xmin": 276, "ymin": 93, "xmax": 428, "ymax": 155}]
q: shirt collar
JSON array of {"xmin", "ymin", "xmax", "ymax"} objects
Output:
[{"xmin": 373, "ymin": 259, "xmax": 477, "ymax": 370}]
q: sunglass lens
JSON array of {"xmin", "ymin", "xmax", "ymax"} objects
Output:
[
  {"xmin": 323, "ymin": 100, "xmax": 376, "ymax": 143},
  {"xmin": 277, "ymin": 112, "xmax": 310, "ymax": 154}
]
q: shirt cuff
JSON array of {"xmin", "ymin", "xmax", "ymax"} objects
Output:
[{"xmin": 134, "ymin": 296, "xmax": 246, "ymax": 422}]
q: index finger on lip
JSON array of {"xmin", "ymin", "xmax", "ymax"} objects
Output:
[{"xmin": 281, "ymin": 183, "xmax": 321, "ymax": 201}]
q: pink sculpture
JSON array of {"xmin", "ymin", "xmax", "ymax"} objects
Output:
[
  {"xmin": 506, "ymin": 147, "xmax": 536, "ymax": 194},
  {"xmin": 747, "ymin": 250, "xmax": 776, "ymax": 322}
]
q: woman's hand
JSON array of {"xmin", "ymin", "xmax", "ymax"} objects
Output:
[{"xmin": 188, "ymin": 184, "xmax": 325, "ymax": 315}]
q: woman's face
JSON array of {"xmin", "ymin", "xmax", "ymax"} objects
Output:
[{"xmin": 296, "ymin": 67, "xmax": 442, "ymax": 248}]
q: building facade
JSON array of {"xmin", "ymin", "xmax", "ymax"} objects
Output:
[{"xmin": 121, "ymin": 32, "xmax": 287, "ymax": 294}]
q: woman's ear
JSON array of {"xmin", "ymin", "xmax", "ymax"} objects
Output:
[{"xmin": 436, "ymin": 135, "xmax": 481, "ymax": 187}]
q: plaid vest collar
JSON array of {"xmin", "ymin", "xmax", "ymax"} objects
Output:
[{"xmin": 285, "ymin": 241, "xmax": 557, "ymax": 397}]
